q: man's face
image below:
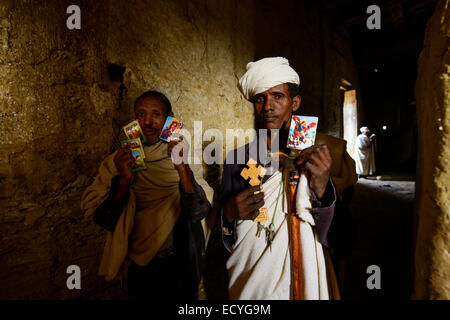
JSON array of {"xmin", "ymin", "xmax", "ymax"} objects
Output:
[
  {"xmin": 253, "ymin": 83, "xmax": 300, "ymax": 131},
  {"xmin": 135, "ymin": 96, "xmax": 168, "ymax": 140}
]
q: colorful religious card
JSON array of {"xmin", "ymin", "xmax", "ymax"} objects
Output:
[
  {"xmin": 159, "ymin": 116, "xmax": 184, "ymax": 142},
  {"xmin": 121, "ymin": 138, "xmax": 145, "ymax": 159},
  {"xmin": 123, "ymin": 120, "xmax": 147, "ymax": 144},
  {"xmin": 286, "ymin": 115, "xmax": 318, "ymax": 150},
  {"xmin": 121, "ymin": 138, "xmax": 146, "ymax": 172}
]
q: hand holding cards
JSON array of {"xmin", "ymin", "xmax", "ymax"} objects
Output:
[
  {"xmin": 120, "ymin": 116, "xmax": 184, "ymax": 173},
  {"xmin": 286, "ymin": 115, "xmax": 333, "ymax": 199},
  {"xmin": 121, "ymin": 138, "xmax": 146, "ymax": 172},
  {"xmin": 121, "ymin": 120, "xmax": 147, "ymax": 172}
]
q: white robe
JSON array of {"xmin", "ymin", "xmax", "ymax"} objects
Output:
[
  {"xmin": 355, "ymin": 134, "xmax": 376, "ymax": 175},
  {"xmin": 226, "ymin": 169, "xmax": 339, "ymax": 300}
]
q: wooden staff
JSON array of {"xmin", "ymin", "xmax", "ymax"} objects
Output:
[{"xmin": 288, "ymin": 170, "xmax": 303, "ymax": 300}]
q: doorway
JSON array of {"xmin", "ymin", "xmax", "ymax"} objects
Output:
[{"xmin": 341, "ymin": 79, "xmax": 357, "ymax": 160}]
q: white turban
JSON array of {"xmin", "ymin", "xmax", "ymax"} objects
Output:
[
  {"xmin": 238, "ymin": 57, "xmax": 300, "ymax": 101},
  {"xmin": 360, "ymin": 126, "xmax": 370, "ymax": 133}
]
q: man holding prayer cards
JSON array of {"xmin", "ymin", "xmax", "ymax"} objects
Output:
[
  {"xmin": 220, "ymin": 57, "xmax": 357, "ymax": 300},
  {"xmin": 81, "ymin": 90, "xmax": 212, "ymax": 300}
]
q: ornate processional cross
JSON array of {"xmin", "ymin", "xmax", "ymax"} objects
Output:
[{"xmin": 240, "ymin": 158, "xmax": 269, "ymax": 225}]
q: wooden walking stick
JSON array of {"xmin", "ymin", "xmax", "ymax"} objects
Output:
[{"xmin": 288, "ymin": 170, "xmax": 304, "ymax": 300}]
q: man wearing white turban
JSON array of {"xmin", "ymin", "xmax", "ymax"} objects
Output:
[
  {"xmin": 220, "ymin": 57, "xmax": 357, "ymax": 300},
  {"xmin": 238, "ymin": 57, "xmax": 300, "ymax": 101},
  {"xmin": 355, "ymin": 126, "xmax": 376, "ymax": 177}
]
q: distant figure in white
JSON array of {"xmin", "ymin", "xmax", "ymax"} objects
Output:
[{"xmin": 355, "ymin": 126, "xmax": 376, "ymax": 177}]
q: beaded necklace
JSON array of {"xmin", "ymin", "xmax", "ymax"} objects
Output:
[{"xmin": 256, "ymin": 152, "xmax": 284, "ymax": 250}]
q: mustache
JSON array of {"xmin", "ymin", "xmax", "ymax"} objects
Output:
[
  {"xmin": 262, "ymin": 114, "xmax": 278, "ymax": 119},
  {"xmin": 143, "ymin": 125, "xmax": 156, "ymax": 130},
  {"xmin": 261, "ymin": 111, "xmax": 278, "ymax": 117}
]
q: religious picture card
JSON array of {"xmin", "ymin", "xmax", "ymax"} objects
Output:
[
  {"xmin": 159, "ymin": 116, "xmax": 184, "ymax": 142},
  {"xmin": 121, "ymin": 138, "xmax": 145, "ymax": 159},
  {"xmin": 286, "ymin": 115, "xmax": 318, "ymax": 150},
  {"xmin": 123, "ymin": 120, "xmax": 147, "ymax": 144},
  {"xmin": 121, "ymin": 138, "xmax": 147, "ymax": 172}
]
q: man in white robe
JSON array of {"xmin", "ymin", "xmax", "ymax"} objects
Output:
[
  {"xmin": 355, "ymin": 126, "xmax": 376, "ymax": 177},
  {"xmin": 220, "ymin": 57, "xmax": 344, "ymax": 300}
]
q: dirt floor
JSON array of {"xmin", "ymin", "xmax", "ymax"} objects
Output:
[{"xmin": 342, "ymin": 174, "xmax": 415, "ymax": 299}]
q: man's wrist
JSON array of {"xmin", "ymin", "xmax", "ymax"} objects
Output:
[
  {"xmin": 118, "ymin": 176, "xmax": 131, "ymax": 188},
  {"xmin": 223, "ymin": 201, "xmax": 236, "ymax": 223},
  {"xmin": 178, "ymin": 165, "xmax": 194, "ymax": 193},
  {"xmin": 224, "ymin": 212, "xmax": 235, "ymax": 223},
  {"xmin": 175, "ymin": 163, "xmax": 190, "ymax": 173},
  {"xmin": 223, "ymin": 210, "xmax": 236, "ymax": 227},
  {"xmin": 112, "ymin": 176, "xmax": 131, "ymax": 207},
  {"xmin": 311, "ymin": 179, "xmax": 335, "ymax": 209},
  {"xmin": 311, "ymin": 183, "xmax": 327, "ymax": 200}
]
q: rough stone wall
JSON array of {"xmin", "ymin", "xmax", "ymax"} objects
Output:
[
  {"xmin": 414, "ymin": 0, "xmax": 450, "ymax": 299},
  {"xmin": 0, "ymin": 0, "xmax": 354, "ymax": 299},
  {"xmin": 0, "ymin": 0, "xmax": 122, "ymax": 299}
]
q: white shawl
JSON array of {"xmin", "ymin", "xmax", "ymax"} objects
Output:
[{"xmin": 226, "ymin": 169, "xmax": 339, "ymax": 300}]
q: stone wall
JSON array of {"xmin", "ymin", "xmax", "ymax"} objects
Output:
[
  {"xmin": 414, "ymin": 0, "xmax": 450, "ymax": 299},
  {"xmin": 0, "ymin": 0, "xmax": 356, "ymax": 299},
  {"xmin": 0, "ymin": 0, "xmax": 118, "ymax": 299},
  {"xmin": 105, "ymin": 0, "xmax": 256, "ymax": 155}
]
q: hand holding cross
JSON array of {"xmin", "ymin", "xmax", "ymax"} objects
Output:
[
  {"xmin": 223, "ymin": 158, "xmax": 267, "ymax": 223},
  {"xmin": 240, "ymin": 159, "xmax": 269, "ymax": 225}
]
